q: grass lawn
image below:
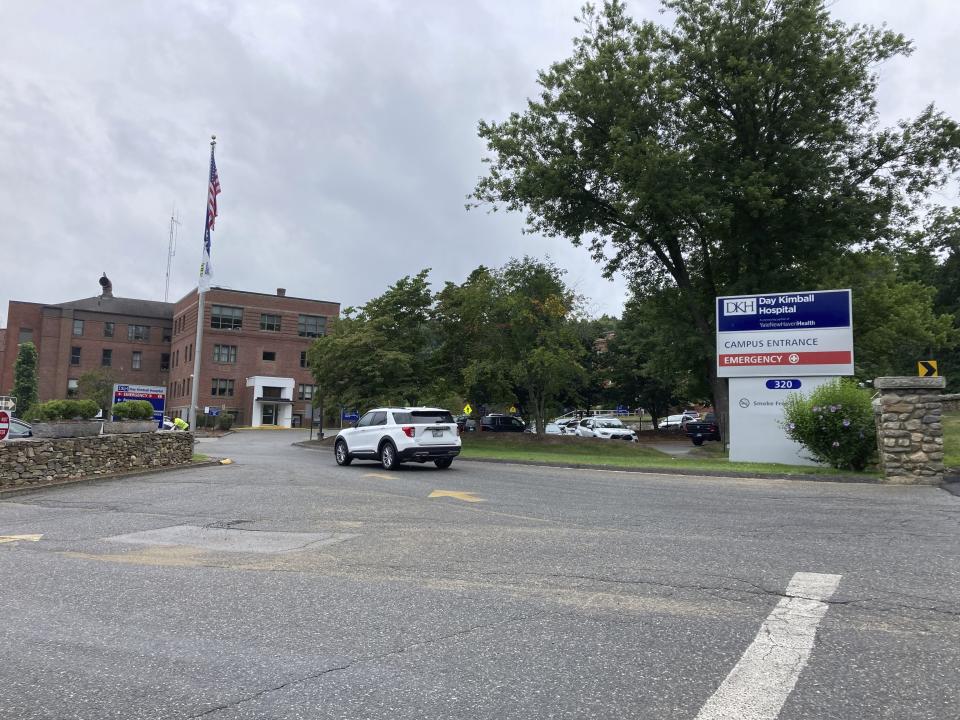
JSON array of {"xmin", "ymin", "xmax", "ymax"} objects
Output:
[
  {"xmin": 944, "ymin": 411, "xmax": 960, "ymax": 469},
  {"xmin": 458, "ymin": 434, "xmax": 876, "ymax": 477},
  {"xmin": 192, "ymin": 453, "xmax": 210, "ymax": 462}
]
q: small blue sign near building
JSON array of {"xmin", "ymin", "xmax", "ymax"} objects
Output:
[{"xmin": 342, "ymin": 410, "xmax": 360, "ymax": 423}]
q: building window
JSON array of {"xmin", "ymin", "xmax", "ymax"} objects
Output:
[
  {"xmin": 102, "ymin": 349, "xmax": 112, "ymax": 367},
  {"xmin": 213, "ymin": 344, "xmax": 237, "ymax": 363},
  {"xmin": 211, "ymin": 305, "xmax": 243, "ymax": 330},
  {"xmin": 298, "ymin": 384, "xmax": 316, "ymax": 401},
  {"xmin": 132, "ymin": 351, "xmax": 142, "ymax": 370},
  {"xmin": 104, "ymin": 322, "xmax": 114, "ymax": 338},
  {"xmin": 162, "ymin": 328, "xmax": 172, "ymax": 343},
  {"xmin": 73, "ymin": 319, "xmax": 84, "ymax": 336},
  {"xmin": 18, "ymin": 328, "xmax": 33, "ymax": 344},
  {"xmin": 70, "ymin": 347, "xmax": 81, "ymax": 366},
  {"xmin": 300, "ymin": 351, "xmax": 307, "ymax": 368},
  {"xmin": 260, "ymin": 313, "xmax": 281, "ymax": 332},
  {"xmin": 211, "ymin": 378, "xmax": 235, "ymax": 397},
  {"xmin": 298, "ymin": 314, "xmax": 326, "ymax": 338},
  {"xmin": 160, "ymin": 353, "xmax": 170, "ymax": 371},
  {"xmin": 67, "ymin": 378, "xmax": 79, "ymax": 397},
  {"xmin": 262, "ymin": 351, "xmax": 276, "ymax": 361},
  {"xmin": 128, "ymin": 324, "xmax": 150, "ymax": 341}
]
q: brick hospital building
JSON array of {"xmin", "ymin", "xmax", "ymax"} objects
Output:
[{"xmin": 0, "ymin": 275, "xmax": 339, "ymax": 427}]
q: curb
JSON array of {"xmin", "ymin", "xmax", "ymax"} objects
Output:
[
  {"xmin": 291, "ymin": 441, "xmax": 879, "ymax": 484},
  {"xmin": 0, "ymin": 460, "xmax": 225, "ymax": 499},
  {"xmin": 455, "ymin": 456, "xmax": 882, "ymax": 483},
  {"xmin": 293, "ymin": 441, "xmax": 334, "ymax": 451}
]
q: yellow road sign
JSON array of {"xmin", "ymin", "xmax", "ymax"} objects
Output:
[
  {"xmin": 918, "ymin": 360, "xmax": 938, "ymax": 377},
  {"xmin": 509, "ymin": 406, "xmax": 517, "ymax": 414},
  {"xmin": 0, "ymin": 534, "xmax": 43, "ymax": 544},
  {"xmin": 428, "ymin": 490, "xmax": 484, "ymax": 503},
  {"xmin": 463, "ymin": 403, "xmax": 473, "ymax": 415}
]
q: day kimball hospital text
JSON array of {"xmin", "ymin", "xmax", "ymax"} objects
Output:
[{"xmin": 715, "ymin": 289, "xmax": 854, "ymax": 378}]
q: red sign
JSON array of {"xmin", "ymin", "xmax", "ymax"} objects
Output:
[
  {"xmin": 0, "ymin": 411, "xmax": 9, "ymax": 442},
  {"xmin": 718, "ymin": 350, "xmax": 853, "ymax": 368}
]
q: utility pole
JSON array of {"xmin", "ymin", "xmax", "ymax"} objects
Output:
[{"xmin": 164, "ymin": 208, "xmax": 181, "ymax": 303}]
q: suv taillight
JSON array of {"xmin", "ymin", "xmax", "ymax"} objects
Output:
[
  {"xmin": 402, "ymin": 426, "xmax": 415, "ymax": 438},
  {"xmin": 456, "ymin": 425, "xmax": 461, "ymax": 436}
]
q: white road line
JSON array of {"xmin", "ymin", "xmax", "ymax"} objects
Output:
[{"xmin": 695, "ymin": 571, "xmax": 842, "ymax": 720}]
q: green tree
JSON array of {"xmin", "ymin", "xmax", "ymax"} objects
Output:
[
  {"xmin": 11, "ymin": 342, "xmax": 39, "ymax": 419},
  {"xmin": 77, "ymin": 368, "xmax": 117, "ymax": 417},
  {"xmin": 473, "ymin": 0, "xmax": 960, "ymax": 424},
  {"xmin": 435, "ymin": 258, "xmax": 586, "ymax": 435},
  {"xmin": 308, "ymin": 270, "xmax": 437, "ymax": 410},
  {"xmin": 819, "ymin": 252, "xmax": 956, "ymax": 380}
]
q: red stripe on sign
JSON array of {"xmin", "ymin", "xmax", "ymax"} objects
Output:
[{"xmin": 719, "ymin": 351, "xmax": 852, "ymax": 367}]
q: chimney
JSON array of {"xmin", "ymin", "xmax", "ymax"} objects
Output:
[
  {"xmin": 276, "ymin": 288, "xmax": 286, "ymax": 297},
  {"xmin": 99, "ymin": 273, "xmax": 113, "ymax": 298}
]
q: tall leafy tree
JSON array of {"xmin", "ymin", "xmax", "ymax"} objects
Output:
[
  {"xmin": 435, "ymin": 258, "xmax": 586, "ymax": 434},
  {"xmin": 11, "ymin": 341, "xmax": 39, "ymax": 418},
  {"xmin": 308, "ymin": 270, "xmax": 436, "ymax": 410},
  {"xmin": 473, "ymin": 0, "xmax": 960, "ymax": 423}
]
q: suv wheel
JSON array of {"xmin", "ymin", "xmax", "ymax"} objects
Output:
[
  {"xmin": 335, "ymin": 439, "xmax": 352, "ymax": 466},
  {"xmin": 380, "ymin": 441, "xmax": 398, "ymax": 470},
  {"xmin": 434, "ymin": 458, "xmax": 453, "ymax": 469}
]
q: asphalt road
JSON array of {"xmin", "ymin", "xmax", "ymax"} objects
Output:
[{"xmin": 1, "ymin": 430, "xmax": 958, "ymax": 719}]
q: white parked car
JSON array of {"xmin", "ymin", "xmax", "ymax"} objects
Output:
[
  {"xmin": 575, "ymin": 417, "xmax": 637, "ymax": 441},
  {"xmin": 658, "ymin": 412, "xmax": 699, "ymax": 431},
  {"xmin": 334, "ymin": 407, "xmax": 461, "ymax": 470}
]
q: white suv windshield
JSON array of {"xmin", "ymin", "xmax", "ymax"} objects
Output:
[{"xmin": 597, "ymin": 419, "xmax": 625, "ymax": 428}]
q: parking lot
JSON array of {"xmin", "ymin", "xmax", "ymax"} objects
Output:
[{"xmin": 1, "ymin": 429, "xmax": 958, "ymax": 719}]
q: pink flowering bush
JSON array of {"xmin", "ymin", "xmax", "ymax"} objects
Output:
[{"xmin": 781, "ymin": 379, "xmax": 877, "ymax": 471}]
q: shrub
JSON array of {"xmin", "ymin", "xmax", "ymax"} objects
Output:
[
  {"xmin": 27, "ymin": 398, "xmax": 100, "ymax": 421},
  {"xmin": 111, "ymin": 400, "xmax": 156, "ymax": 421},
  {"xmin": 216, "ymin": 414, "xmax": 234, "ymax": 431},
  {"xmin": 781, "ymin": 379, "xmax": 877, "ymax": 471}
]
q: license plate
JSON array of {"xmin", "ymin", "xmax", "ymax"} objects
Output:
[{"xmin": 432, "ymin": 429, "xmax": 444, "ymax": 437}]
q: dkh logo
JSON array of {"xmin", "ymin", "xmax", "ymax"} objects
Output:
[{"xmin": 724, "ymin": 298, "xmax": 757, "ymax": 316}]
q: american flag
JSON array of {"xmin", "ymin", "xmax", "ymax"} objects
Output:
[{"xmin": 199, "ymin": 144, "xmax": 221, "ymax": 290}]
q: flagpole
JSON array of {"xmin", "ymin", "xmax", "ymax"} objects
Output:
[{"xmin": 188, "ymin": 135, "xmax": 217, "ymax": 430}]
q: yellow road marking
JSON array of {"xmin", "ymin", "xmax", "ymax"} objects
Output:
[
  {"xmin": 219, "ymin": 458, "xmax": 233, "ymax": 465},
  {"xmin": 428, "ymin": 490, "xmax": 484, "ymax": 503},
  {"xmin": 363, "ymin": 473, "xmax": 395, "ymax": 480},
  {"xmin": 0, "ymin": 534, "xmax": 43, "ymax": 544}
]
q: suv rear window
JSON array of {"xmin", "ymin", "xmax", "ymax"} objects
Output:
[{"xmin": 392, "ymin": 410, "xmax": 453, "ymax": 424}]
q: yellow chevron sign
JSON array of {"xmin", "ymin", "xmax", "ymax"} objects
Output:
[{"xmin": 918, "ymin": 360, "xmax": 938, "ymax": 377}]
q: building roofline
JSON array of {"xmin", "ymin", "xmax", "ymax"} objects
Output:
[{"xmin": 173, "ymin": 286, "xmax": 341, "ymax": 307}]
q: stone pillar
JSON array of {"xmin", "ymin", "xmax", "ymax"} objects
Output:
[{"xmin": 874, "ymin": 377, "xmax": 946, "ymax": 484}]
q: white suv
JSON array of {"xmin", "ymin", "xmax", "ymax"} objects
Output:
[{"xmin": 334, "ymin": 407, "xmax": 461, "ymax": 470}]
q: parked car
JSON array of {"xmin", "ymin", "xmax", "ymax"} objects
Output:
[
  {"xmin": 658, "ymin": 412, "xmax": 699, "ymax": 432},
  {"xmin": 555, "ymin": 419, "xmax": 580, "ymax": 435},
  {"xmin": 575, "ymin": 417, "xmax": 638, "ymax": 441},
  {"xmin": 334, "ymin": 407, "xmax": 461, "ymax": 470},
  {"xmin": 479, "ymin": 414, "xmax": 526, "ymax": 432},
  {"xmin": 4, "ymin": 418, "xmax": 32, "ymax": 439},
  {"xmin": 455, "ymin": 416, "xmax": 478, "ymax": 433},
  {"xmin": 685, "ymin": 413, "xmax": 721, "ymax": 446}
]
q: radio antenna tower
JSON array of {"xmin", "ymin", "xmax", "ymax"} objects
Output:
[{"xmin": 164, "ymin": 208, "xmax": 182, "ymax": 302}]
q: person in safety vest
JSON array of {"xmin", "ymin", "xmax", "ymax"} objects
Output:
[{"xmin": 172, "ymin": 417, "xmax": 189, "ymax": 431}]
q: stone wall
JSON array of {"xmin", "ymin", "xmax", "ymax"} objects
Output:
[
  {"xmin": 873, "ymin": 377, "xmax": 945, "ymax": 484},
  {"xmin": 0, "ymin": 432, "xmax": 194, "ymax": 490},
  {"xmin": 941, "ymin": 393, "xmax": 960, "ymax": 413}
]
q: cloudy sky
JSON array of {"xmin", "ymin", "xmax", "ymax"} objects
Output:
[{"xmin": 1, "ymin": 0, "xmax": 957, "ymax": 324}]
